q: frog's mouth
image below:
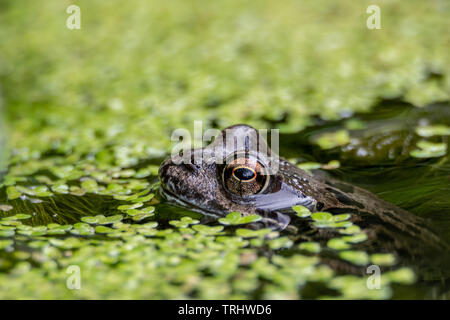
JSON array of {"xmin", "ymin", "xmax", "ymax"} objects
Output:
[
  {"xmin": 159, "ymin": 185, "xmax": 225, "ymax": 218},
  {"xmin": 159, "ymin": 184, "xmax": 295, "ymax": 232}
]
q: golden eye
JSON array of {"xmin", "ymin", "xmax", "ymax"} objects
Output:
[{"xmin": 222, "ymin": 156, "xmax": 270, "ymax": 197}]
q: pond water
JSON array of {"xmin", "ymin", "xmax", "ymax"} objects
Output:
[
  {"xmin": 280, "ymin": 101, "xmax": 450, "ymax": 298},
  {"xmin": 0, "ymin": 101, "xmax": 449, "ymax": 299}
]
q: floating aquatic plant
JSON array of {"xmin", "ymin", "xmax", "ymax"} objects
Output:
[
  {"xmin": 0, "ymin": 0, "xmax": 445, "ymax": 300},
  {"xmin": 218, "ymin": 212, "xmax": 262, "ymax": 225}
]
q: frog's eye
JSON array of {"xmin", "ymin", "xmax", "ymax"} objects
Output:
[
  {"xmin": 222, "ymin": 157, "xmax": 270, "ymax": 197},
  {"xmin": 232, "ymin": 166, "xmax": 256, "ymax": 182}
]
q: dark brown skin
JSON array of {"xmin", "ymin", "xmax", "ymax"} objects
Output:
[{"xmin": 159, "ymin": 124, "xmax": 448, "ymax": 262}]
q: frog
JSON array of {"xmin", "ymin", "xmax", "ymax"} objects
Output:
[{"xmin": 158, "ymin": 124, "xmax": 447, "ymax": 259}]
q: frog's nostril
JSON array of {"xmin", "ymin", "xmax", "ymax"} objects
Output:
[{"xmin": 181, "ymin": 163, "xmax": 200, "ymax": 173}]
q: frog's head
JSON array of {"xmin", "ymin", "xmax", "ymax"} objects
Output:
[{"xmin": 158, "ymin": 125, "xmax": 315, "ymax": 228}]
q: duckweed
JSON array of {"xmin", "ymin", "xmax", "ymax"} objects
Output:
[
  {"xmin": 293, "ymin": 205, "xmax": 311, "ymax": 218},
  {"xmin": 327, "ymin": 238, "xmax": 351, "ymax": 250},
  {"xmin": 311, "ymin": 212, "xmax": 352, "ymax": 228},
  {"xmin": 415, "ymin": 124, "xmax": 450, "ymax": 137},
  {"xmin": 385, "ymin": 268, "xmax": 416, "ymax": 285},
  {"xmin": 0, "ymin": 0, "xmax": 446, "ymax": 300},
  {"xmin": 410, "ymin": 140, "xmax": 447, "ymax": 158},
  {"xmin": 370, "ymin": 253, "xmax": 396, "ymax": 267},
  {"xmin": 298, "ymin": 242, "xmax": 321, "ymax": 254},
  {"xmin": 339, "ymin": 251, "xmax": 370, "ymax": 266},
  {"xmin": 218, "ymin": 212, "xmax": 262, "ymax": 226},
  {"xmin": 315, "ymin": 130, "xmax": 351, "ymax": 150}
]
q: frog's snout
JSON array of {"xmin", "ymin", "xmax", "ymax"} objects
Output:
[
  {"xmin": 159, "ymin": 157, "xmax": 197, "ymax": 195},
  {"xmin": 158, "ymin": 157, "xmax": 175, "ymax": 192}
]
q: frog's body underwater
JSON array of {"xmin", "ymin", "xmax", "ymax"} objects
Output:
[{"xmin": 159, "ymin": 124, "xmax": 448, "ymax": 263}]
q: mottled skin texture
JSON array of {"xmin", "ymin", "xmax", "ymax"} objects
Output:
[{"xmin": 159, "ymin": 125, "xmax": 447, "ymax": 264}]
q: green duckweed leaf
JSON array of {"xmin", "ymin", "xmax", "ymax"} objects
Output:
[
  {"xmin": 113, "ymin": 194, "xmax": 136, "ymax": 201},
  {"xmin": 6, "ymin": 186, "xmax": 21, "ymax": 200},
  {"xmin": 342, "ymin": 233, "xmax": 368, "ymax": 244},
  {"xmin": 0, "ymin": 240, "xmax": 14, "ymax": 249},
  {"xmin": 268, "ymin": 237, "xmax": 293, "ymax": 250},
  {"xmin": 81, "ymin": 215, "xmax": 103, "ymax": 224},
  {"xmin": 95, "ymin": 226, "xmax": 117, "ymax": 234},
  {"xmin": 293, "ymin": 205, "xmax": 311, "ymax": 218},
  {"xmin": 327, "ymin": 238, "xmax": 351, "ymax": 250},
  {"xmin": 322, "ymin": 160, "xmax": 341, "ymax": 170},
  {"xmin": 216, "ymin": 236, "xmax": 249, "ymax": 248},
  {"xmin": 235, "ymin": 228, "xmax": 272, "ymax": 238},
  {"xmin": 117, "ymin": 203, "xmax": 143, "ymax": 211},
  {"xmin": 345, "ymin": 119, "xmax": 367, "ymax": 130},
  {"xmin": 410, "ymin": 140, "xmax": 447, "ymax": 158},
  {"xmin": 310, "ymin": 265, "xmax": 334, "ymax": 281},
  {"xmin": 131, "ymin": 213, "xmax": 154, "ymax": 221},
  {"xmin": 316, "ymin": 130, "xmax": 350, "ymax": 150},
  {"xmin": 69, "ymin": 186, "xmax": 86, "ymax": 196},
  {"xmin": 99, "ymin": 215, "xmax": 123, "ymax": 225},
  {"xmin": 131, "ymin": 193, "xmax": 154, "ymax": 203},
  {"xmin": 71, "ymin": 223, "xmax": 95, "ymax": 235},
  {"xmin": 311, "ymin": 212, "xmax": 333, "ymax": 222},
  {"xmin": 192, "ymin": 225, "xmax": 224, "ymax": 235},
  {"xmin": 126, "ymin": 206, "xmax": 156, "ymax": 217},
  {"xmin": 140, "ymin": 206, "xmax": 156, "ymax": 214},
  {"xmin": 329, "ymin": 275, "xmax": 391, "ymax": 300},
  {"xmin": 385, "ymin": 268, "xmax": 416, "ymax": 284},
  {"xmin": 218, "ymin": 212, "xmax": 262, "ymax": 225},
  {"xmin": 297, "ymin": 162, "xmax": 321, "ymax": 171},
  {"xmin": 51, "ymin": 183, "xmax": 69, "ymax": 194},
  {"xmin": 49, "ymin": 238, "xmax": 83, "ymax": 249},
  {"xmin": 0, "ymin": 230, "xmax": 15, "ymax": 237},
  {"xmin": 339, "ymin": 225, "xmax": 361, "ymax": 235},
  {"xmin": 134, "ymin": 222, "xmax": 158, "ymax": 229},
  {"xmin": 334, "ymin": 214, "xmax": 351, "ymax": 222},
  {"xmin": 46, "ymin": 229, "xmax": 66, "ymax": 235},
  {"xmin": 339, "ymin": 251, "xmax": 369, "ymax": 266},
  {"xmin": 169, "ymin": 217, "xmax": 200, "ymax": 228},
  {"xmin": 298, "ymin": 241, "xmax": 321, "ymax": 253},
  {"xmin": 17, "ymin": 226, "xmax": 47, "ymax": 236},
  {"xmin": 311, "ymin": 212, "xmax": 353, "ymax": 228},
  {"xmin": 81, "ymin": 179, "xmax": 99, "ymax": 192},
  {"xmin": 416, "ymin": 124, "xmax": 450, "ymax": 137},
  {"xmin": 370, "ymin": 253, "xmax": 396, "ymax": 266},
  {"xmin": 136, "ymin": 228, "xmax": 158, "ymax": 236},
  {"xmin": 3, "ymin": 214, "xmax": 32, "ymax": 221},
  {"xmin": 0, "ymin": 220, "xmax": 21, "ymax": 226},
  {"xmin": 135, "ymin": 165, "xmax": 159, "ymax": 178}
]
